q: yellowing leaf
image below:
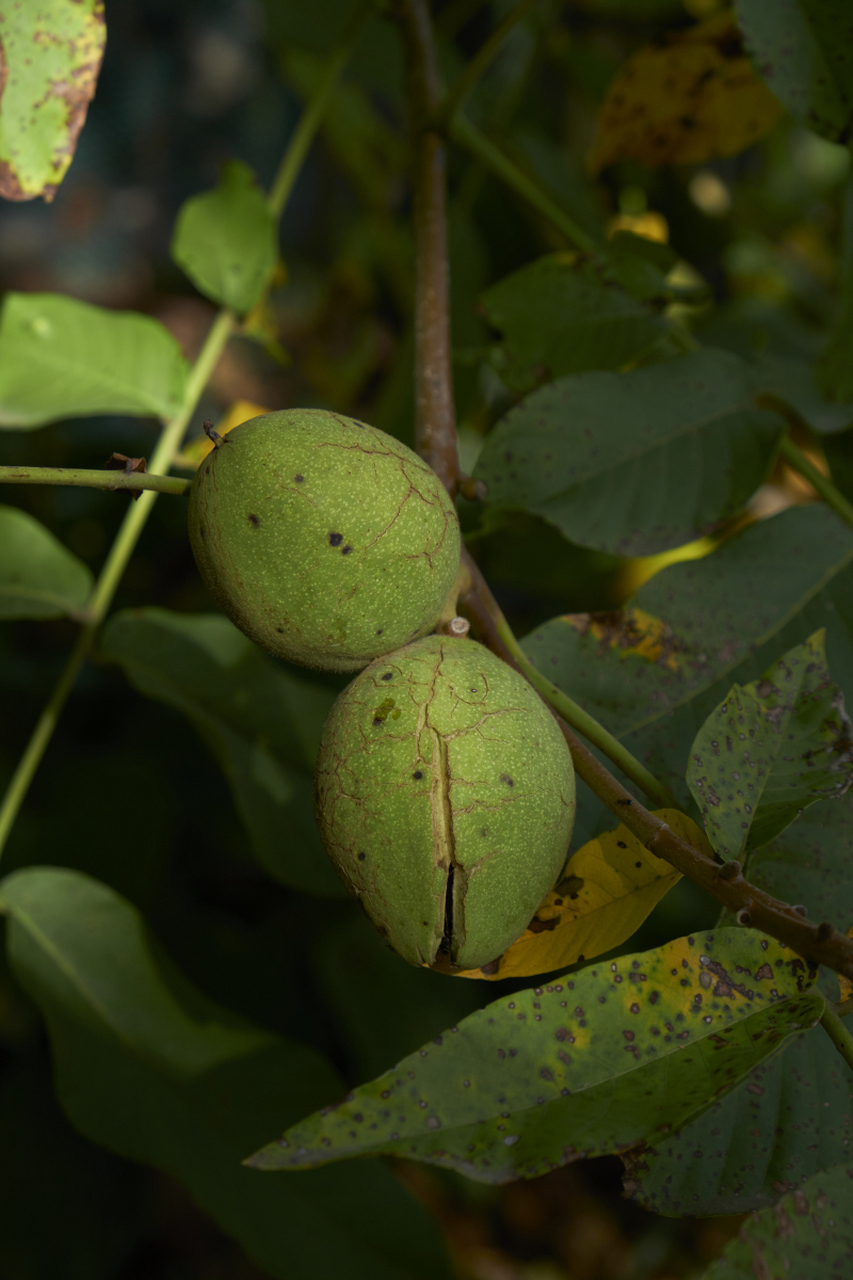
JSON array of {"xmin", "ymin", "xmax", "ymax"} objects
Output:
[
  {"xmin": 587, "ymin": 12, "xmax": 784, "ymax": 174},
  {"xmin": 455, "ymin": 810, "xmax": 711, "ymax": 982},
  {"xmin": 0, "ymin": 1, "xmax": 106, "ymax": 202},
  {"xmin": 174, "ymin": 400, "xmax": 270, "ymax": 469},
  {"xmin": 563, "ymin": 607, "xmax": 690, "ymax": 674}
]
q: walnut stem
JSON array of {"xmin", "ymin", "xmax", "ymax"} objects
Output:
[
  {"xmin": 396, "ymin": 0, "xmax": 460, "ymax": 497},
  {"xmin": 459, "ymin": 551, "xmax": 853, "ymax": 982}
]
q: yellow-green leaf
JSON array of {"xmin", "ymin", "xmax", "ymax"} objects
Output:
[
  {"xmin": 454, "ymin": 809, "xmax": 707, "ymax": 981},
  {"xmin": 0, "ymin": 1, "xmax": 106, "ymax": 202},
  {"xmin": 840, "ymin": 926, "xmax": 853, "ymax": 1004},
  {"xmin": 587, "ymin": 13, "xmax": 784, "ymax": 175}
]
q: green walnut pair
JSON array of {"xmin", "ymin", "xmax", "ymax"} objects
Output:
[{"xmin": 189, "ymin": 408, "xmax": 576, "ymax": 970}]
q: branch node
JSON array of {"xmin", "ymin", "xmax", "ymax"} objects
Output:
[
  {"xmin": 716, "ymin": 860, "xmax": 742, "ymax": 882},
  {"xmin": 794, "ymin": 904, "xmax": 809, "ymax": 917},
  {"xmin": 816, "ymin": 921, "xmax": 835, "ymax": 943},
  {"xmin": 736, "ymin": 907, "xmax": 752, "ymax": 926}
]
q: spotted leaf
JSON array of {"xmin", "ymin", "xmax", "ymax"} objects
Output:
[
  {"xmin": 453, "ymin": 810, "xmax": 707, "ymax": 982},
  {"xmin": 248, "ymin": 929, "xmax": 821, "ymax": 1184},
  {"xmin": 687, "ymin": 630, "xmax": 853, "ymax": 860}
]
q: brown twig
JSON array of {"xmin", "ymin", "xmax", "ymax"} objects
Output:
[
  {"xmin": 459, "ymin": 550, "xmax": 853, "ymax": 982},
  {"xmin": 396, "ymin": 3, "xmax": 853, "ymax": 983},
  {"xmin": 396, "ymin": 0, "xmax": 460, "ymax": 497}
]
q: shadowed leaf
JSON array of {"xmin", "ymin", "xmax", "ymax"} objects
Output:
[
  {"xmin": 480, "ymin": 253, "xmax": 666, "ymax": 395},
  {"xmin": 454, "ymin": 810, "xmax": 706, "ymax": 982},
  {"xmin": 0, "ymin": 0, "xmax": 106, "ymax": 202},
  {"xmin": 249, "ymin": 930, "xmax": 821, "ymax": 1184},
  {"xmin": 99, "ymin": 609, "xmax": 344, "ymax": 897},
  {"xmin": 623, "ymin": 794, "xmax": 853, "ymax": 1216},
  {"xmin": 735, "ymin": 0, "xmax": 853, "ymax": 143},
  {"xmin": 0, "ymin": 294, "xmax": 189, "ymax": 428},
  {"xmin": 475, "ymin": 349, "xmax": 783, "ymax": 556},
  {"xmin": 0, "ymin": 867, "xmax": 451, "ymax": 1280},
  {"xmin": 588, "ymin": 12, "xmax": 784, "ymax": 173},
  {"xmin": 0, "ymin": 505, "xmax": 92, "ymax": 620},
  {"xmin": 687, "ymin": 631, "xmax": 853, "ymax": 859},
  {"xmin": 701, "ymin": 1162, "xmax": 853, "ymax": 1278},
  {"xmin": 171, "ymin": 162, "xmax": 278, "ymax": 315}
]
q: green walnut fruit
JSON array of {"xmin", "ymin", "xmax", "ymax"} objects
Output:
[
  {"xmin": 188, "ymin": 409, "xmax": 461, "ymax": 672},
  {"xmin": 314, "ymin": 634, "xmax": 576, "ymax": 970}
]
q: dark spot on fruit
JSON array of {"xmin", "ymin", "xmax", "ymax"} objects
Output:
[
  {"xmin": 248, "ymin": 513, "xmax": 260, "ymax": 528},
  {"xmin": 500, "ymin": 774, "xmax": 514, "ymax": 787},
  {"xmin": 295, "ymin": 474, "xmax": 304, "ymax": 482},
  {"xmin": 381, "ymin": 672, "xmax": 393, "ymax": 681},
  {"xmin": 357, "ymin": 852, "xmax": 366, "ymax": 861},
  {"xmin": 341, "ymin": 545, "xmax": 353, "ymax": 555},
  {"xmin": 199, "ymin": 526, "xmax": 206, "ymax": 540},
  {"xmin": 276, "ymin": 627, "xmax": 284, "ymax": 634},
  {"xmin": 376, "ymin": 629, "xmax": 383, "ymax": 635},
  {"xmin": 413, "ymin": 770, "xmax": 423, "ymax": 780},
  {"xmin": 372, "ymin": 717, "xmax": 383, "ymax": 727},
  {"xmin": 617, "ymin": 840, "xmax": 627, "ymax": 849},
  {"xmin": 328, "ymin": 532, "xmax": 343, "ymax": 546}
]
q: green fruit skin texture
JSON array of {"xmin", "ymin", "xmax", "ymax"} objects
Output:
[
  {"xmin": 188, "ymin": 409, "xmax": 461, "ymax": 672},
  {"xmin": 314, "ymin": 635, "xmax": 576, "ymax": 970}
]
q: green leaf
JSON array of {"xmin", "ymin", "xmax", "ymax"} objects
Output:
[
  {"xmin": 248, "ymin": 929, "xmax": 822, "ymax": 1184},
  {"xmin": 0, "ymin": 1, "xmax": 106, "ymax": 202},
  {"xmin": 522, "ymin": 504, "xmax": 853, "ymax": 748},
  {"xmin": 474, "ymin": 349, "xmax": 784, "ymax": 555},
  {"xmin": 0, "ymin": 505, "xmax": 93, "ymax": 619},
  {"xmin": 734, "ymin": 0, "xmax": 853, "ymax": 143},
  {"xmin": 703, "ymin": 1163, "xmax": 853, "ymax": 1277},
  {"xmin": 687, "ymin": 631, "xmax": 853, "ymax": 860},
  {"xmin": 750, "ymin": 352, "xmax": 853, "ymax": 435},
  {"xmin": 622, "ymin": 795, "xmax": 853, "ymax": 1216},
  {"xmin": 480, "ymin": 253, "xmax": 666, "ymax": 394},
  {"xmin": 99, "ymin": 609, "xmax": 344, "ymax": 897},
  {"xmin": 0, "ymin": 867, "xmax": 450, "ymax": 1280},
  {"xmin": 0, "ymin": 294, "xmax": 189, "ymax": 428},
  {"xmin": 171, "ymin": 162, "xmax": 278, "ymax": 315}
]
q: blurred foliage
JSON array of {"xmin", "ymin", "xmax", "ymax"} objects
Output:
[{"xmin": 1, "ymin": 1, "xmax": 853, "ymax": 1277}]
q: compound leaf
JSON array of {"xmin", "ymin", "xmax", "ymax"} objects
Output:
[
  {"xmin": 687, "ymin": 631, "xmax": 853, "ymax": 859},
  {"xmin": 99, "ymin": 609, "xmax": 344, "ymax": 897},
  {"xmin": 249, "ymin": 929, "xmax": 821, "ymax": 1184},
  {"xmin": 735, "ymin": 0, "xmax": 853, "ymax": 143},
  {"xmin": 623, "ymin": 794, "xmax": 853, "ymax": 1216},
  {"xmin": 171, "ymin": 162, "xmax": 278, "ymax": 315},
  {"xmin": 0, "ymin": 505, "xmax": 92, "ymax": 620},
  {"xmin": 588, "ymin": 11, "xmax": 784, "ymax": 173},
  {"xmin": 0, "ymin": 293, "xmax": 188, "ymax": 427},
  {"xmin": 454, "ymin": 809, "xmax": 704, "ymax": 982},
  {"xmin": 475, "ymin": 349, "xmax": 783, "ymax": 556},
  {"xmin": 701, "ymin": 1162, "xmax": 853, "ymax": 1279},
  {"xmin": 480, "ymin": 253, "xmax": 665, "ymax": 395},
  {"xmin": 0, "ymin": 0, "xmax": 106, "ymax": 202},
  {"xmin": 0, "ymin": 867, "xmax": 450, "ymax": 1280}
]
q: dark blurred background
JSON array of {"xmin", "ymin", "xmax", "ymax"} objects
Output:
[{"xmin": 0, "ymin": 1, "xmax": 849, "ymax": 1276}]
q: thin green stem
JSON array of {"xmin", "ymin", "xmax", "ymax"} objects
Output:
[
  {"xmin": 267, "ymin": 5, "xmax": 369, "ymax": 219},
  {"xmin": 433, "ymin": 0, "xmax": 538, "ymax": 130},
  {"xmin": 0, "ymin": 309, "xmax": 234, "ymax": 859},
  {"xmin": 753, "ymin": 392, "xmax": 853, "ymax": 532},
  {"xmin": 459, "ymin": 550, "xmax": 679, "ymax": 810},
  {"xmin": 495, "ymin": 615, "xmax": 679, "ymax": 810},
  {"xmin": 0, "ymin": 11, "xmax": 365, "ymax": 861},
  {"xmin": 778, "ymin": 434, "xmax": 853, "ymax": 532},
  {"xmin": 0, "ymin": 466, "xmax": 189, "ymax": 497},
  {"xmin": 820, "ymin": 1003, "xmax": 853, "ymax": 1074},
  {"xmin": 450, "ymin": 114, "xmax": 599, "ymax": 254}
]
